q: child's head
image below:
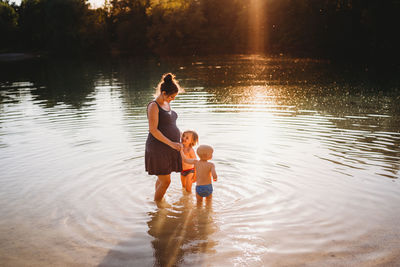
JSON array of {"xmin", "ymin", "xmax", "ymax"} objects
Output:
[
  {"xmin": 196, "ymin": 145, "xmax": 214, "ymax": 160},
  {"xmin": 181, "ymin": 130, "xmax": 198, "ymax": 147}
]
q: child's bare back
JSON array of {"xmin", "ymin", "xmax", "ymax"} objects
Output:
[
  {"xmin": 194, "ymin": 160, "xmax": 216, "ymax": 185},
  {"xmin": 181, "ymin": 144, "xmax": 217, "ymax": 204}
]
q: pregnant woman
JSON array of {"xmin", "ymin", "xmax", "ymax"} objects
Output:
[{"xmin": 146, "ymin": 73, "xmax": 182, "ymax": 202}]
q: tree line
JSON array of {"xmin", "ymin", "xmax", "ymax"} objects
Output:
[{"xmin": 1, "ymin": 0, "xmax": 399, "ymax": 64}]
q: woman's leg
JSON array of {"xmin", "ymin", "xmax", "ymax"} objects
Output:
[
  {"xmin": 185, "ymin": 173, "xmax": 194, "ymax": 193},
  {"xmin": 154, "ymin": 174, "xmax": 171, "ymax": 201},
  {"xmin": 155, "ymin": 179, "xmax": 160, "ymax": 191}
]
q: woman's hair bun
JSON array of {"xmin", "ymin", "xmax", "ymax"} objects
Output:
[
  {"xmin": 156, "ymin": 72, "xmax": 181, "ymax": 96},
  {"xmin": 163, "ymin": 73, "xmax": 173, "ymax": 84}
]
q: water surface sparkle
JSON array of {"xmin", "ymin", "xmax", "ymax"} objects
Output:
[{"xmin": 0, "ymin": 55, "xmax": 399, "ymax": 266}]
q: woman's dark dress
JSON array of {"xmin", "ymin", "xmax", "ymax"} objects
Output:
[{"xmin": 145, "ymin": 101, "xmax": 182, "ymax": 175}]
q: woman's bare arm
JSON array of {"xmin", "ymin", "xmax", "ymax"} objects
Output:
[{"xmin": 148, "ymin": 102, "xmax": 180, "ymax": 151}]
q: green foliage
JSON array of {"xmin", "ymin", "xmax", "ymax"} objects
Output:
[
  {"xmin": 18, "ymin": 0, "xmax": 108, "ymax": 55},
  {"xmin": 1, "ymin": 0, "xmax": 399, "ymax": 65},
  {"xmin": 146, "ymin": 0, "xmax": 205, "ymax": 54},
  {"xmin": 0, "ymin": 0, "xmax": 18, "ymax": 50},
  {"xmin": 108, "ymin": 0, "xmax": 149, "ymax": 53},
  {"xmin": 198, "ymin": 0, "xmax": 243, "ymax": 53},
  {"xmin": 265, "ymin": 0, "xmax": 400, "ymax": 63}
]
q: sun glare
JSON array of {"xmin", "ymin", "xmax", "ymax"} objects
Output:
[
  {"xmin": 89, "ymin": 0, "xmax": 105, "ymax": 8},
  {"xmin": 249, "ymin": 0, "xmax": 266, "ymax": 53},
  {"xmin": 11, "ymin": 0, "xmax": 105, "ymax": 8}
]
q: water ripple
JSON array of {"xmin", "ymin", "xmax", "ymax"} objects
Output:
[{"xmin": 1, "ymin": 58, "xmax": 400, "ymax": 266}]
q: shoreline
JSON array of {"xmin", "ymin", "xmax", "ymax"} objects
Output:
[{"xmin": 0, "ymin": 53, "xmax": 40, "ymax": 62}]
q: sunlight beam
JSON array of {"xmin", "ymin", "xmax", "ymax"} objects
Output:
[{"xmin": 248, "ymin": 0, "xmax": 266, "ymax": 54}]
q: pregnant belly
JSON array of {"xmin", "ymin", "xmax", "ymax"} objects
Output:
[{"xmin": 159, "ymin": 125, "xmax": 180, "ymax": 142}]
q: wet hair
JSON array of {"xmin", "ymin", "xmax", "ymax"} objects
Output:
[
  {"xmin": 155, "ymin": 73, "xmax": 183, "ymax": 96},
  {"xmin": 182, "ymin": 130, "xmax": 199, "ymax": 147},
  {"xmin": 197, "ymin": 145, "xmax": 214, "ymax": 160}
]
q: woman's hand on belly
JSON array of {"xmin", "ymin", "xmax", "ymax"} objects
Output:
[{"xmin": 169, "ymin": 141, "xmax": 182, "ymax": 151}]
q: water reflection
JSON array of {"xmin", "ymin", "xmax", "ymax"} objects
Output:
[
  {"xmin": 147, "ymin": 195, "xmax": 217, "ymax": 266},
  {"xmin": 32, "ymin": 62, "xmax": 95, "ymax": 109},
  {"xmin": 0, "ymin": 55, "xmax": 399, "ymax": 266},
  {"xmin": 0, "ymin": 59, "xmax": 99, "ymax": 109},
  {"xmin": 170, "ymin": 55, "xmax": 400, "ymax": 180}
]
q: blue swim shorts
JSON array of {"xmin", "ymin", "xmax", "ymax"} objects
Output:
[{"xmin": 196, "ymin": 184, "xmax": 213, "ymax": 197}]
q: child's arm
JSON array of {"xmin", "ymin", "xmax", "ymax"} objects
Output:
[
  {"xmin": 180, "ymin": 149, "xmax": 198, "ymax": 165},
  {"xmin": 189, "ymin": 148, "xmax": 197, "ymax": 159},
  {"xmin": 211, "ymin": 163, "xmax": 218, "ymax": 182}
]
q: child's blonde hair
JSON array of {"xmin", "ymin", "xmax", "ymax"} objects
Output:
[
  {"xmin": 182, "ymin": 130, "xmax": 199, "ymax": 147},
  {"xmin": 197, "ymin": 145, "xmax": 213, "ymax": 160}
]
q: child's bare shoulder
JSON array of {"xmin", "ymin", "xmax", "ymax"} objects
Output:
[
  {"xmin": 206, "ymin": 161, "xmax": 215, "ymax": 168},
  {"xmin": 189, "ymin": 147, "xmax": 196, "ymax": 156}
]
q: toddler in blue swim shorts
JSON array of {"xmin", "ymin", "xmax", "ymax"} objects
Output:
[{"xmin": 181, "ymin": 144, "xmax": 218, "ymax": 205}]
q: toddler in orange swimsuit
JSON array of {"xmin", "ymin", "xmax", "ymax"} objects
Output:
[{"xmin": 180, "ymin": 130, "xmax": 198, "ymax": 193}]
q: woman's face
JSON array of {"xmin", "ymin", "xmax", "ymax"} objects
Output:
[{"xmin": 163, "ymin": 92, "xmax": 177, "ymax": 103}]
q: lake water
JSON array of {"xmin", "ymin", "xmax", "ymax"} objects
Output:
[{"xmin": 0, "ymin": 55, "xmax": 399, "ymax": 266}]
